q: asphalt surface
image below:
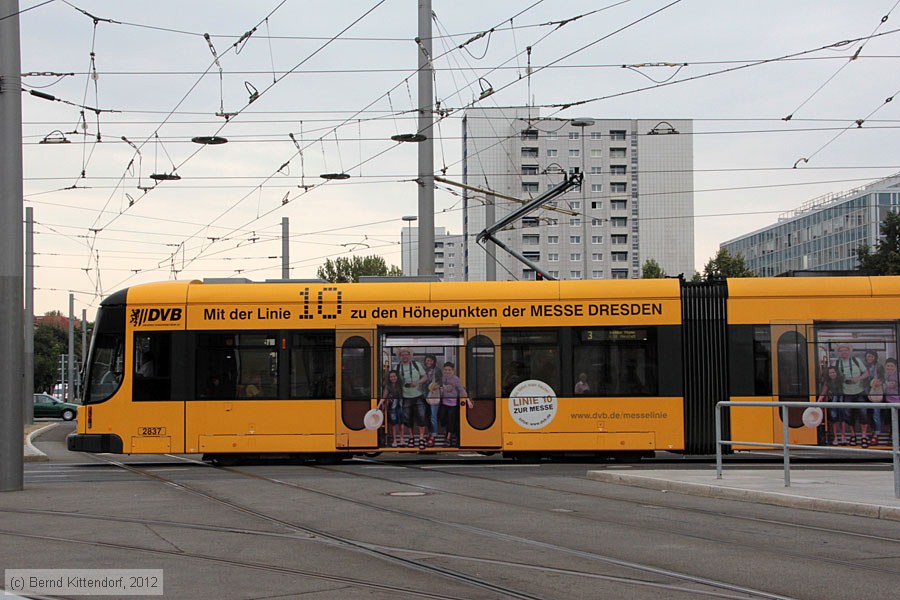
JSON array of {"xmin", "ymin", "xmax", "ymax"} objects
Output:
[
  {"xmin": 23, "ymin": 421, "xmax": 900, "ymax": 520},
  {"xmin": 1, "ymin": 421, "xmax": 897, "ymax": 599}
]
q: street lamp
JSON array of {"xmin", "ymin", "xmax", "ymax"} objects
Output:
[{"xmin": 402, "ymin": 215, "xmax": 417, "ymax": 276}]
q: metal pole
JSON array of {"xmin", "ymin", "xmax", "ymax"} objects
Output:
[
  {"xmin": 782, "ymin": 405, "xmax": 791, "ymax": 487},
  {"xmin": 81, "ymin": 308, "xmax": 87, "ymax": 400},
  {"xmin": 281, "ymin": 217, "xmax": 289, "ymax": 279},
  {"xmin": 717, "ymin": 400, "xmax": 897, "ymax": 497},
  {"xmin": 715, "ymin": 402, "xmax": 722, "ymax": 479},
  {"xmin": 485, "ymin": 194, "xmax": 496, "ymax": 281},
  {"xmin": 402, "ymin": 215, "xmax": 416, "ymax": 276},
  {"xmin": 462, "ymin": 116, "xmax": 469, "ymax": 282},
  {"xmin": 0, "ymin": 0, "xmax": 25, "ymax": 492},
  {"xmin": 68, "ymin": 294, "xmax": 75, "ymax": 402},
  {"xmin": 892, "ymin": 406, "xmax": 899, "ymax": 499},
  {"xmin": 416, "ymin": 0, "xmax": 434, "ymax": 277},
  {"xmin": 23, "ymin": 206, "xmax": 32, "ymax": 425},
  {"xmin": 578, "ymin": 122, "xmax": 589, "ymax": 280}
]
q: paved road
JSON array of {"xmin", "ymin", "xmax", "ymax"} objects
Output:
[{"xmin": 1, "ymin": 423, "xmax": 897, "ymax": 599}]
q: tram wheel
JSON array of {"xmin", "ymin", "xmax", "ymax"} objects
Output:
[
  {"xmin": 206, "ymin": 454, "xmax": 241, "ymax": 467},
  {"xmin": 613, "ymin": 451, "xmax": 645, "ymax": 464},
  {"xmin": 506, "ymin": 452, "xmax": 542, "ymax": 464},
  {"xmin": 314, "ymin": 453, "xmax": 347, "ymax": 465}
]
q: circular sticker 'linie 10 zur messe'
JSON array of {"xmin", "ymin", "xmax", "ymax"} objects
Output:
[{"xmin": 508, "ymin": 379, "xmax": 558, "ymax": 429}]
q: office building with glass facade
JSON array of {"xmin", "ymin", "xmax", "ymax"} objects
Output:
[{"xmin": 721, "ymin": 175, "xmax": 900, "ymax": 276}]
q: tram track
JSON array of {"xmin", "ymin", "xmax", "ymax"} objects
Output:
[
  {"xmin": 0, "ymin": 528, "xmax": 468, "ymax": 600},
  {"xmin": 360, "ymin": 456, "xmax": 900, "ymax": 546},
  {"xmin": 28, "ymin": 453, "xmax": 894, "ymax": 598},
  {"xmin": 0, "ymin": 506, "xmax": 319, "ymax": 543},
  {"xmin": 210, "ymin": 463, "xmax": 800, "ymax": 599},
  {"xmin": 87, "ymin": 455, "xmax": 548, "ymax": 600},
  {"xmin": 0, "ymin": 508, "xmax": 768, "ymax": 600},
  {"xmin": 86, "ymin": 455, "xmax": 795, "ymax": 600},
  {"xmin": 295, "ymin": 458, "xmax": 900, "ymax": 578}
]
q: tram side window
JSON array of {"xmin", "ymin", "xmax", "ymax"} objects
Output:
[
  {"xmin": 291, "ymin": 332, "xmax": 336, "ymax": 399},
  {"xmin": 133, "ymin": 332, "xmax": 172, "ymax": 401},
  {"xmin": 777, "ymin": 330, "xmax": 808, "ymax": 397},
  {"xmin": 466, "ymin": 335, "xmax": 496, "ymax": 400},
  {"xmin": 727, "ymin": 325, "xmax": 772, "ymax": 396},
  {"xmin": 815, "ymin": 323, "xmax": 897, "ymax": 398},
  {"xmin": 341, "ymin": 337, "xmax": 371, "ymax": 400},
  {"xmin": 195, "ymin": 332, "xmax": 278, "ymax": 400},
  {"xmin": 573, "ymin": 328, "xmax": 658, "ymax": 397},
  {"xmin": 501, "ymin": 329, "xmax": 560, "ymax": 396},
  {"xmin": 753, "ymin": 327, "xmax": 772, "ymax": 396}
]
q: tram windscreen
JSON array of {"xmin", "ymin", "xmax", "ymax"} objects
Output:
[{"xmin": 84, "ymin": 305, "xmax": 125, "ymax": 404}]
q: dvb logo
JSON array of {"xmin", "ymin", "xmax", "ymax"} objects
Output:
[{"xmin": 130, "ymin": 307, "xmax": 183, "ymax": 327}]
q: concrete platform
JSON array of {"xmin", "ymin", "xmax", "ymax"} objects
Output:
[{"xmin": 588, "ymin": 465, "xmax": 900, "ymax": 521}]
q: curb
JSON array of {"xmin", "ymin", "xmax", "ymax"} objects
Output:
[
  {"xmin": 24, "ymin": 422, "xmax": 56, "ymax": 462},
  {"xmin": 586, "ymin": 471, "xmax": 900, "ymax": 522}
]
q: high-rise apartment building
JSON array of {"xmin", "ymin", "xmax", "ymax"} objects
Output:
[
  {"xmin": 720, "ymin": 175, "xmax": 900, "ymax": 276},
  {"xmin": 459, "ymin": 108, "xmax": 694, "ymax": 281},
  {"xmin": 400, "ymin": 227, "xmax": 465, "ymax": 280}
]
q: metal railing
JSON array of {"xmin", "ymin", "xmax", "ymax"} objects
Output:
[{"xmin": 715, "ymin": 401, "xmax": 900, "ymax": 498}]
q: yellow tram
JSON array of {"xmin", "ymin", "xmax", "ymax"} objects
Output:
[{"xmin": 68, "ymin": 276, "xmax": 900, "ymax": 461}]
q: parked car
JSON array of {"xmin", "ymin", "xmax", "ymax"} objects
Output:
[{"xmin": 33, "ymin": 393, "xmax": 78, "ymax": 421}]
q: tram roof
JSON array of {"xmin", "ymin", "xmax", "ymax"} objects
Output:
[
  {"xmin": 727, "ymin": 275, "xmax": 900, "ymax": 299},
  {"xmin": 117, "ymin": 277, "xmax": 683, "ymax": 305},
  {"xmin": 108, "ymin": 275, "xmax": 900, "ymax": 307}
]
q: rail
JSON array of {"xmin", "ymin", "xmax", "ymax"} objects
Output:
[{"xmin": 715, "ymin": 401, "xmax": 900, "ymax": 498}]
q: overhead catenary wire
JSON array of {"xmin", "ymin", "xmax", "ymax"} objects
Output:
[
  {"xmin": 799, "ymin": 82, "xmax": 900, "ymax": 165},
  {"xmin": 48, "ymin": 0, "xmax": 611, "ymax": 43},
  {"xmin": 783, "ymin": 0, "xmax": 900, "ymax": 120},
  {"xmin": 434, "ymin": 25, "xmax": 900, "ymax": 180},
  {"xmin": 17, "ymin": 1, "xmax": 608, "ymax": 292},
  {"xmin": 0, "ymin": 0, "xmax": 56, "ymax": 21},
  {"xmin": 539, "ymin": 26, "xmax": 900, "ymax": 113},
  {"xmin": 61, "ymin": 0, "xmax": 293, "ymax": 296},
  {"xmin": 22, "ymin": 121, "xmax": 900, "ymax": 146},
  {"xmin": 20, "ymin": 2, "xmax": 900, "ymax": 311},
  {"xmin": 32, "ymin": 185, "xmax": 891, "ymax": 284},
  {"xmin": 23, "ymin": 53, "xmax": 900, "ymax": 80},
  {"xmin": 27, "ymin": 173, "xmax": 895, "ymax": 269},
  {"xmin": 136, "ymin": 0, "xmax": 554, "ymax": 287}
]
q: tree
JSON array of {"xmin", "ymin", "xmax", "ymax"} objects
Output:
[
  {"xmin": 641, "ymin": 259, "xmax": 666, "ymax": 279},
  {"xmin": 33, "ymin": 313, "xmax": 87, "ymax": 394},
  {"xmin": 856, "ymin": 210, "xmax": 900, "ymax": 275},
  {"xmin": 316, "ymin": 255, "xmax": 402, "ymax": 283},
  {"xmin": 34, "ymin": 322, "xmax": 67, "ymax": 393},
  {"xmin": 700, "ymin": 249, "xmax": 755, "ymax": 280}
]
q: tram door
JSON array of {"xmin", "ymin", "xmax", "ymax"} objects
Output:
[
  {"xmin": 460, "ymin": 328, "xmax": 503, "ymax": 449},
  {"xmin": 377, "ymin": 329, "xmax": 502, "ymax": 450},
  {"xmin": 770, "ymin": 323, "xmax": 818, "ymax": 446},
  {"xmin": 335, "ymin": 330, "xmax": 377, "ymax": 450}
]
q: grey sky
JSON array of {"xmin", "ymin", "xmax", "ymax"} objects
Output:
[{"xmin": 16, "ymin": 0, "xmax": 900, "ymax": 313}]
